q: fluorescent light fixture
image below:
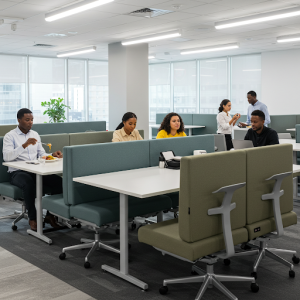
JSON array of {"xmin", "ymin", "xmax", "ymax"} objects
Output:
[
  {"xmin": 57, "ymin": 46, "xmax": 96, "ymax": 57},
  {"xmin": 243, "ymin": 69, "xmax": 261, "ymax": 72},
  {"xmin": 122, "ymin": 30, "xmax": 181, "ymax": 46},
  {"xmin": 215, "ymin": 6, "xmax": 300, "ymax": 29},
  {"xmin": 148, "ymin": 55, "xmax": 155, "ymax": 59},
  {"xmin": 277, "ymin": 33, "xmax": 300, "ymax": 43},
  {"xmin": 45, "ymin": 0, "xmax": 114, "ymax": 22},
  {"xmin": 181, "ymin": 43, "xmax": 239, "ymax": 55}
]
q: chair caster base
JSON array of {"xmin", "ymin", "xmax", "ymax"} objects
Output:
[
  {"xmin": 59, "ymin": 253, "xmax": 66, "ymax": 260},
  {"xmin": 159, "ymin": 286, "xmax": 168, "ymax": 295},
  {"xmin": 84, "ymin": 261, "xmax": 91, "ymax": 269},
  {"xmin": 12, "ymin": 225, "xmax": 17, "ymax": 231},
  {"xmin": 251, "ymin": 283, "xmax": 259, "ymax": 293}
]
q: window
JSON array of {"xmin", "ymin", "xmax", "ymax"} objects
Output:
[
  {"xmin": 0, "ymin": 55, "xmax": 26, "ymax": 124},
  {"xmin": 68, "ymin": 60, "xmax": 86, "ymax": 122},
  {"xmin": 231, "ymin": 55, "xmax": 261, "ymax": 115},
  {"xmin": 88, "ymin": 61, "xmax": 108, "ymax": 127},
  {"xmin": 149, "ymin": 63, "xmax": 171, "ymax": 122},
  {"xmin": 29, "ymin": 57, "xmax": 65, "ymax": 123},
  {"xmin": 200, "ymin": 58, "xmax": 228, "ymax": 114},
  {"xmin": 173, "ymin": 61, "xmax": 197, "ymax": 114}
]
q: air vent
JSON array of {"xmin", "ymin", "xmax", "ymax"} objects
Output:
[
  {"xmin": 127, "ymin": 8, "xmax": 173, "ymax": 18},
  {"xmin": 33, "ymin": 44, "xmax": 55, "ymax": 48}
]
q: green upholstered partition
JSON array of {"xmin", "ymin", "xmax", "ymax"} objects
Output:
[
  {"xmin": 192, "ymin": 114, "xmax": 216, "ymax": 135},
  {"xmin": 63, "ymin": 141, "xmax": 150, "ymax": 205},
  {"xmin": 0, "ymin": 125, "xmax": 17, "ymax": 137},
  {"xmin": 296, "ymin": 116, "xmax": 300, "ymax": 124},
  {"xmin": 269, "ymin": 115, "xmax": 296, "ymax": 137},
  {"xmin": 149, "ymin": 135, "xmax": 215, "ymax": 167},
  {"xmin": 32, "ymin": 121, "xmax": 106, "ymax": 135},
  {"xmin": 295, "ymin": 124, "xmax": 300, "ymax": 163},
  {"xmin": 40, "ymin": 134, "xmax": 70, "ymax": 153}
]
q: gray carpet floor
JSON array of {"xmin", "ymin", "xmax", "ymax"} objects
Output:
[{"xmin": 1, "ymin": 198, "xmax": 300, "ymax": 300}]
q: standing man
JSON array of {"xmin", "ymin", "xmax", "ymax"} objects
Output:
[
  {"xmin": 3, "ymin": 108, "xmax": 63, "ymax": 231},
  {"xmin": 239, "ymin": 91, "xmax": 271, "ymax": 127}
]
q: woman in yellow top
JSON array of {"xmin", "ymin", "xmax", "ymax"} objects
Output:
[
  {"xmin": 112, "ymin": 112, "xmax": 143, "ymax": 142},
  {"xmin": 156, "ymin": 113, "xmax": 187, "ymax": 139}
]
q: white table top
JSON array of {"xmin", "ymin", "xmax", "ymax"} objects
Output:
[
  {"xmin": 149, "ymin": 124, "xmax": 205, "ymax": 129},
  {"xmin": 286, "ymin": 128, "xmax": 296, "ymax": 132},
  {"xmin": 279, "ymin": 139, "xmax": 300, "ymax": 151},
  {"xmin": 293, "ymin": 164, "xmax": 300, "ymax": 174},
  {"xmin": 3, "ymin": 160, "xmax": 63, "ymax": 176},
  {"xmin": 74, "ymin": 166, "xmax": 180, "ymax": 198}
]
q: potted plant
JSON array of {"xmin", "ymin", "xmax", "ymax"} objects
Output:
[{"xmin": 41, "ymin": 98, "xmax": 71, "ymax": 123}]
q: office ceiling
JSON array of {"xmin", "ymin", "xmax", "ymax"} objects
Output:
[{"xmin": 1, "ymin": 0, "xmax": 300, "ymax": 61}]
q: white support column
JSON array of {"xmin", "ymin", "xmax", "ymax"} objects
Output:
[{"xmin": 108, "ymin": 42, "xmax": 149, "ymax": 139}]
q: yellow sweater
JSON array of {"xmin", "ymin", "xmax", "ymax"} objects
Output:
[{"xmin": 156, "ymin": 130, "xmax": 187, "ymax": 139}]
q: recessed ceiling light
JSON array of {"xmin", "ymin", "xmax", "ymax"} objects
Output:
[
  {"xmin": 181, "ymin": 43, "xmax": 239, "ymax": 55},
  {"xmin": 44, "ymin": 33, "xmax": 67, "ymax": 37},
  {"xmin": 277, "ymin": 33, "xmax": 300, "ymax": 43},
  {"xmin": 57, "ymin": 46, "xmax": 96, "ymax": 57}
]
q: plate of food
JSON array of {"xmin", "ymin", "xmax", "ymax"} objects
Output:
[{"xmin": 41, "ymin": 155, "xmax": 59, "ymax": 163}]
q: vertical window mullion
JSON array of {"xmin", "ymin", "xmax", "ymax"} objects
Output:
[
  {"xmin": 85, "ymin": 60, "xmax": 89, "ymax": 121},
  {"xmin": 65, "ymin": 58, "xmax": 69, "ymax": 122},
  {"xmin": 170, "ymin": 62, "xmax": 174, "ymax": 112}
]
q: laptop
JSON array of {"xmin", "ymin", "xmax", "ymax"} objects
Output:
[{"xmin": 232, "ymin": 139, "xmax": 254, "ymax": 150}]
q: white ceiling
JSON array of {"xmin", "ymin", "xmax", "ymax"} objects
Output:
[{"xmin": 1, "ymin": 0, "xmax": 300, "ymax": 61}]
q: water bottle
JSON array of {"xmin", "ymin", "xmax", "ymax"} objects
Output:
[{"xmin": 159, "ymin": 156, "xmax": 165, "ymax": 168}]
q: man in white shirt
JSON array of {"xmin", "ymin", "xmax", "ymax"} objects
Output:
[{"xmin": 3, "ymin": 108, "xmax": 63, "ymax": 231}]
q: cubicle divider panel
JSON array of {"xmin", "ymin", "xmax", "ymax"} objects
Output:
[
  {"xmin": 296, "ymin": 124, "xmax": 300, "ymax": 143},
  {"xmin": 63, "ymin": 141, "xmax": 150, "ymax": 205},
  {"xmin": 0, "ymin": 125, "xmax": 17, "ymax": 137},
  {"xmin": 179, "ymin": 150, "xmax": 247, "ymax": 243},
  {"xmin": 245, "ymin": 144, "xmax": 293, "ymax": 226},
  {"xmin": 148, "ymin": 135, "xmax": 215, "ymax": 167},
  {"xmin": 40, "ymin": 134, "xmax": 70, "ymax": 153},
  {"xmin": 296, "ymin": 116, "xmax": 300, "ymax": 125},
  {"xmin": 69, "ymin": 131, "xmax": 113, "ymax": 146},
  {"xmin": 192, "ymin": 114, "xmax": 217, "ymax": 135},
  {"xmin": 269, "ymin": 115, "xmax": 297, "ymax": 136}
]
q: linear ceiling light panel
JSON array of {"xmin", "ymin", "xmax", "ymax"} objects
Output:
[
  {"xmin": 215, "ymin": 6, "xmax": 300, "ymax": 29},
  {"xmin": 45, "ymin": 0, "xmax": 114, "ymax": 22},
  {"xmin": 148, "ymin": 55, "xmax": 155, "ymax": 59},
  {"xmin": 181, "ymin": 43, "xmax": 239, "ymax": 55},
  {"xmin": 122, "ymin": 30, "xmax": 181, "ymax": 46},
  {"xmin": 57, "ymin": 46, "xmax": 96, "ymax": 57},
  {"xmin": 277, "ymin": 33, "xmax": 300, "ymax": 43}
]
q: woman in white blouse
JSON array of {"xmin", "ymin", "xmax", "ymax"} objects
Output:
[{"xmin": 217, "ymin": 99, "xmax": 241, "ymax": 150}]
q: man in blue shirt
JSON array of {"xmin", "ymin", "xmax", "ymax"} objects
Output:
[
  {"xmin": 3, "ymin": 108, "xmax": 63, "ymax": 231},
  {"xmin": 239, "ymin": 91, "xmax": 271, "ymax": 127}
]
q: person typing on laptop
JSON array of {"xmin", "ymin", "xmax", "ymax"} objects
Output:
[{"xmin": 244, "ymin": 110, "xmax": 279, "ymax": 147}]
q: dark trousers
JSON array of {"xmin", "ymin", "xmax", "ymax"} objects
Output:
[
  {"xmin": 10, "ymin": 170, "xmax": 63, "ymax": 221},
  {"xmin": 224, "ymin": 134, "xmax": 234, "ymax": 151}
]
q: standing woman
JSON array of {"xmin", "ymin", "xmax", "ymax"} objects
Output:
[
  {"xmin": 112, "ymin": 112, "xmax": 143, "ymax": 142},
  {"xmin": 156, "ymin": 112, "xmax": 186, "ymax": 139},
  {"xmin": 217, "ymin": 99, "xmax": 240, "ymax": 150}
]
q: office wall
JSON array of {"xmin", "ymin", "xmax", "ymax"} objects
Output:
[{"xmin": 262, "ymin": 49, "xmax": 300, "ymax": 115}]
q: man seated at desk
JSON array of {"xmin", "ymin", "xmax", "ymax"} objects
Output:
[
  {"xmin": 244, "ymin": 110, "xmax": 279, "ymax": 147},
  {"xmin": 3, "ymin": 108, "xmax": 63, "ymax": 231}
]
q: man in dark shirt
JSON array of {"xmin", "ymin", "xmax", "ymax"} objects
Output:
[{"xmin": 244, "ymin": 110, "xmax": 279, "ymax": 147}]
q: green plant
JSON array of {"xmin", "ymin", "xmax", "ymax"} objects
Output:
[{"xmin": 41, "ymin": 98, "xmax": 71, "ymax": 123}]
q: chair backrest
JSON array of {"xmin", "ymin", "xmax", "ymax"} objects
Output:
[
  {"xmin": 69, "ymin": 130, "xmax": 144, "ymax": 146},
  {"xmin": 0, "ymin": 137, "xmax": 11, "ymax": 183},
  {"xmin": 0, "ymin": 125, "xmax": 16, "ymax": 137},
  {"xmin": 179, "ymin": 150, "xmax": 247, "ymax": 243},
  {"xmin": 244, "ymin": 144, "xmax": 293, "ymax": 226},
  {"xmin": 63, "ymin": 140, "xmax": 150, "ymax": 205},
  {"xmin": 277, "ymin": 133, "xmax": 292, "ymax": 139},
  {"xmin": 213, "ymin": 134, "xmax": 226, "ymax": 152},
  {"xmin": 40, "ymin": 134, "xmax": 70, "ymax": 153},
  {"xmin": 32, "ymin": 121, "xmax": 106, "ymax": 135},
  {"xmin": 270, "ymin": 115, "xmax": 296, "ymax": 135},
  {"xmin": 149, "ymin": 135, "xmax": 215, "ymax": 167}
]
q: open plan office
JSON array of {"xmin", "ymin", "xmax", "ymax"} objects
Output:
[{"xmin": 1, "ymin": 1, "xmax": 300, "ymax": 300}]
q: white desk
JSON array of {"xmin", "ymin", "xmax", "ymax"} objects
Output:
[
  {"xmin": 287, "ymin": 128, "xmax": 295, "ymax": 132},
  {"xmin": 233, "ymin": 126, "xmax": 250, "ymax": 140},
  {"xmin": 2, "ymin": 160, "xmax": 63, "ymax": 244},
  {"xmin": 149, "ymin": 124, "xmax": 205, "ymax": 136},
  {"xmin": 74, "ymin": 167, "xmax": 180, "ymax": 290},
  {"xmin": 279, "ymin": 139, "xmax": 300, "ymax": 164}
]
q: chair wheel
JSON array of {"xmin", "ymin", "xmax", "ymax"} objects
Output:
[
  {"xmin": 115, "ymin": 229, "xmax": 120, "ymax": 235},
  {"xmin": 159, "ymin": 286, "xmax": 168, "ymax": 295},
  {"xmin": 76, "ymin": 223, "xmax": 81, "ymax": 228},
  {"xmin": 59, "ymin": 253, "xmax": 66, "ymax": 260},
  {"xmin": 131, "ymin": 223, "xmax": 136, "ymax": 230},
  {"xmin": 12, "ymin": 225, "xmax": 17, "ymax": 231},
  {"xmin": 84, "ymin": 261, "xmax": 91, "ymax": 269},
  {"xmin": 289, "ymin": 270, "xmax": 295, "ymax": 278},
  {"xmin": 191, "ymin": 270, "xmax": 197, "ymax": 275},
  {"xmin": 251, "ymin": 283, "xmax": 259, "ymax": 293},
  {"xmin": 292, "ymin": 256, "xmax": 300, "ymax": 264},
  {"xmin": 223, "ymin": 259, "xmax": 231, "ymax": 266},
  {"xmin": 241, "ymin": 243, "xmax": 252, "ymax": 251},
  {"xmin": 251, "ymin": 272, "xmax": 257, "ymax": 279},
  {"xmin": 128, "ymin": 244, "xmax": 131, "ymax": 250}
]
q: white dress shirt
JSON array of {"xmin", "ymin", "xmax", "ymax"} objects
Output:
[
  {"xmin": 217, "ymin": 112, "xmax": 233, "ymax": 134},
  {"xmin": 246, "ymin": 100, "xmax": 270, "ymax": 127},
  {"xmin": 3, "ymin": 126, "xmax": 48, "ymax": 172}
]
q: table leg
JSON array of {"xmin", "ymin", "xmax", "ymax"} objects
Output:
[
  {"xmin": 27, "ymin": 174, "xmax": 52, "ymax": 244},
  {"xmin": 102, "ymin": 193, "xmax": 148, "ymax": 290},
  {"xmin": 189, "ymin": 128, "xmax": 192, "ymax": 136}
]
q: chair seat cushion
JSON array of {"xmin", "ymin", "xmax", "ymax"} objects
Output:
[
  {"xmin": 42, "ymin": 194, "xmax": 70, "ymax": 219},
  {"xmin": 246, "ymin": 211, "xmax": 297, "ymax": 240},
  {"xmin": 0, "ymin": 182, "xmax": 23, "ymax": 200},
  {"xmin": 70, "ymin": 195, "xmax": 172, "ymax": 227},
  {"xmin": 138, "ymin": 219, "xmax": 248, "ymax": 261},
  {"xmin": 165, "ymin": 192, "xmax": 179, "ymax": 208}
]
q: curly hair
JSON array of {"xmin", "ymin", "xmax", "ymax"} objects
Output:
[{"xmin": 158, "ymin": 113, "xmax": 185, "ymax": 135}]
